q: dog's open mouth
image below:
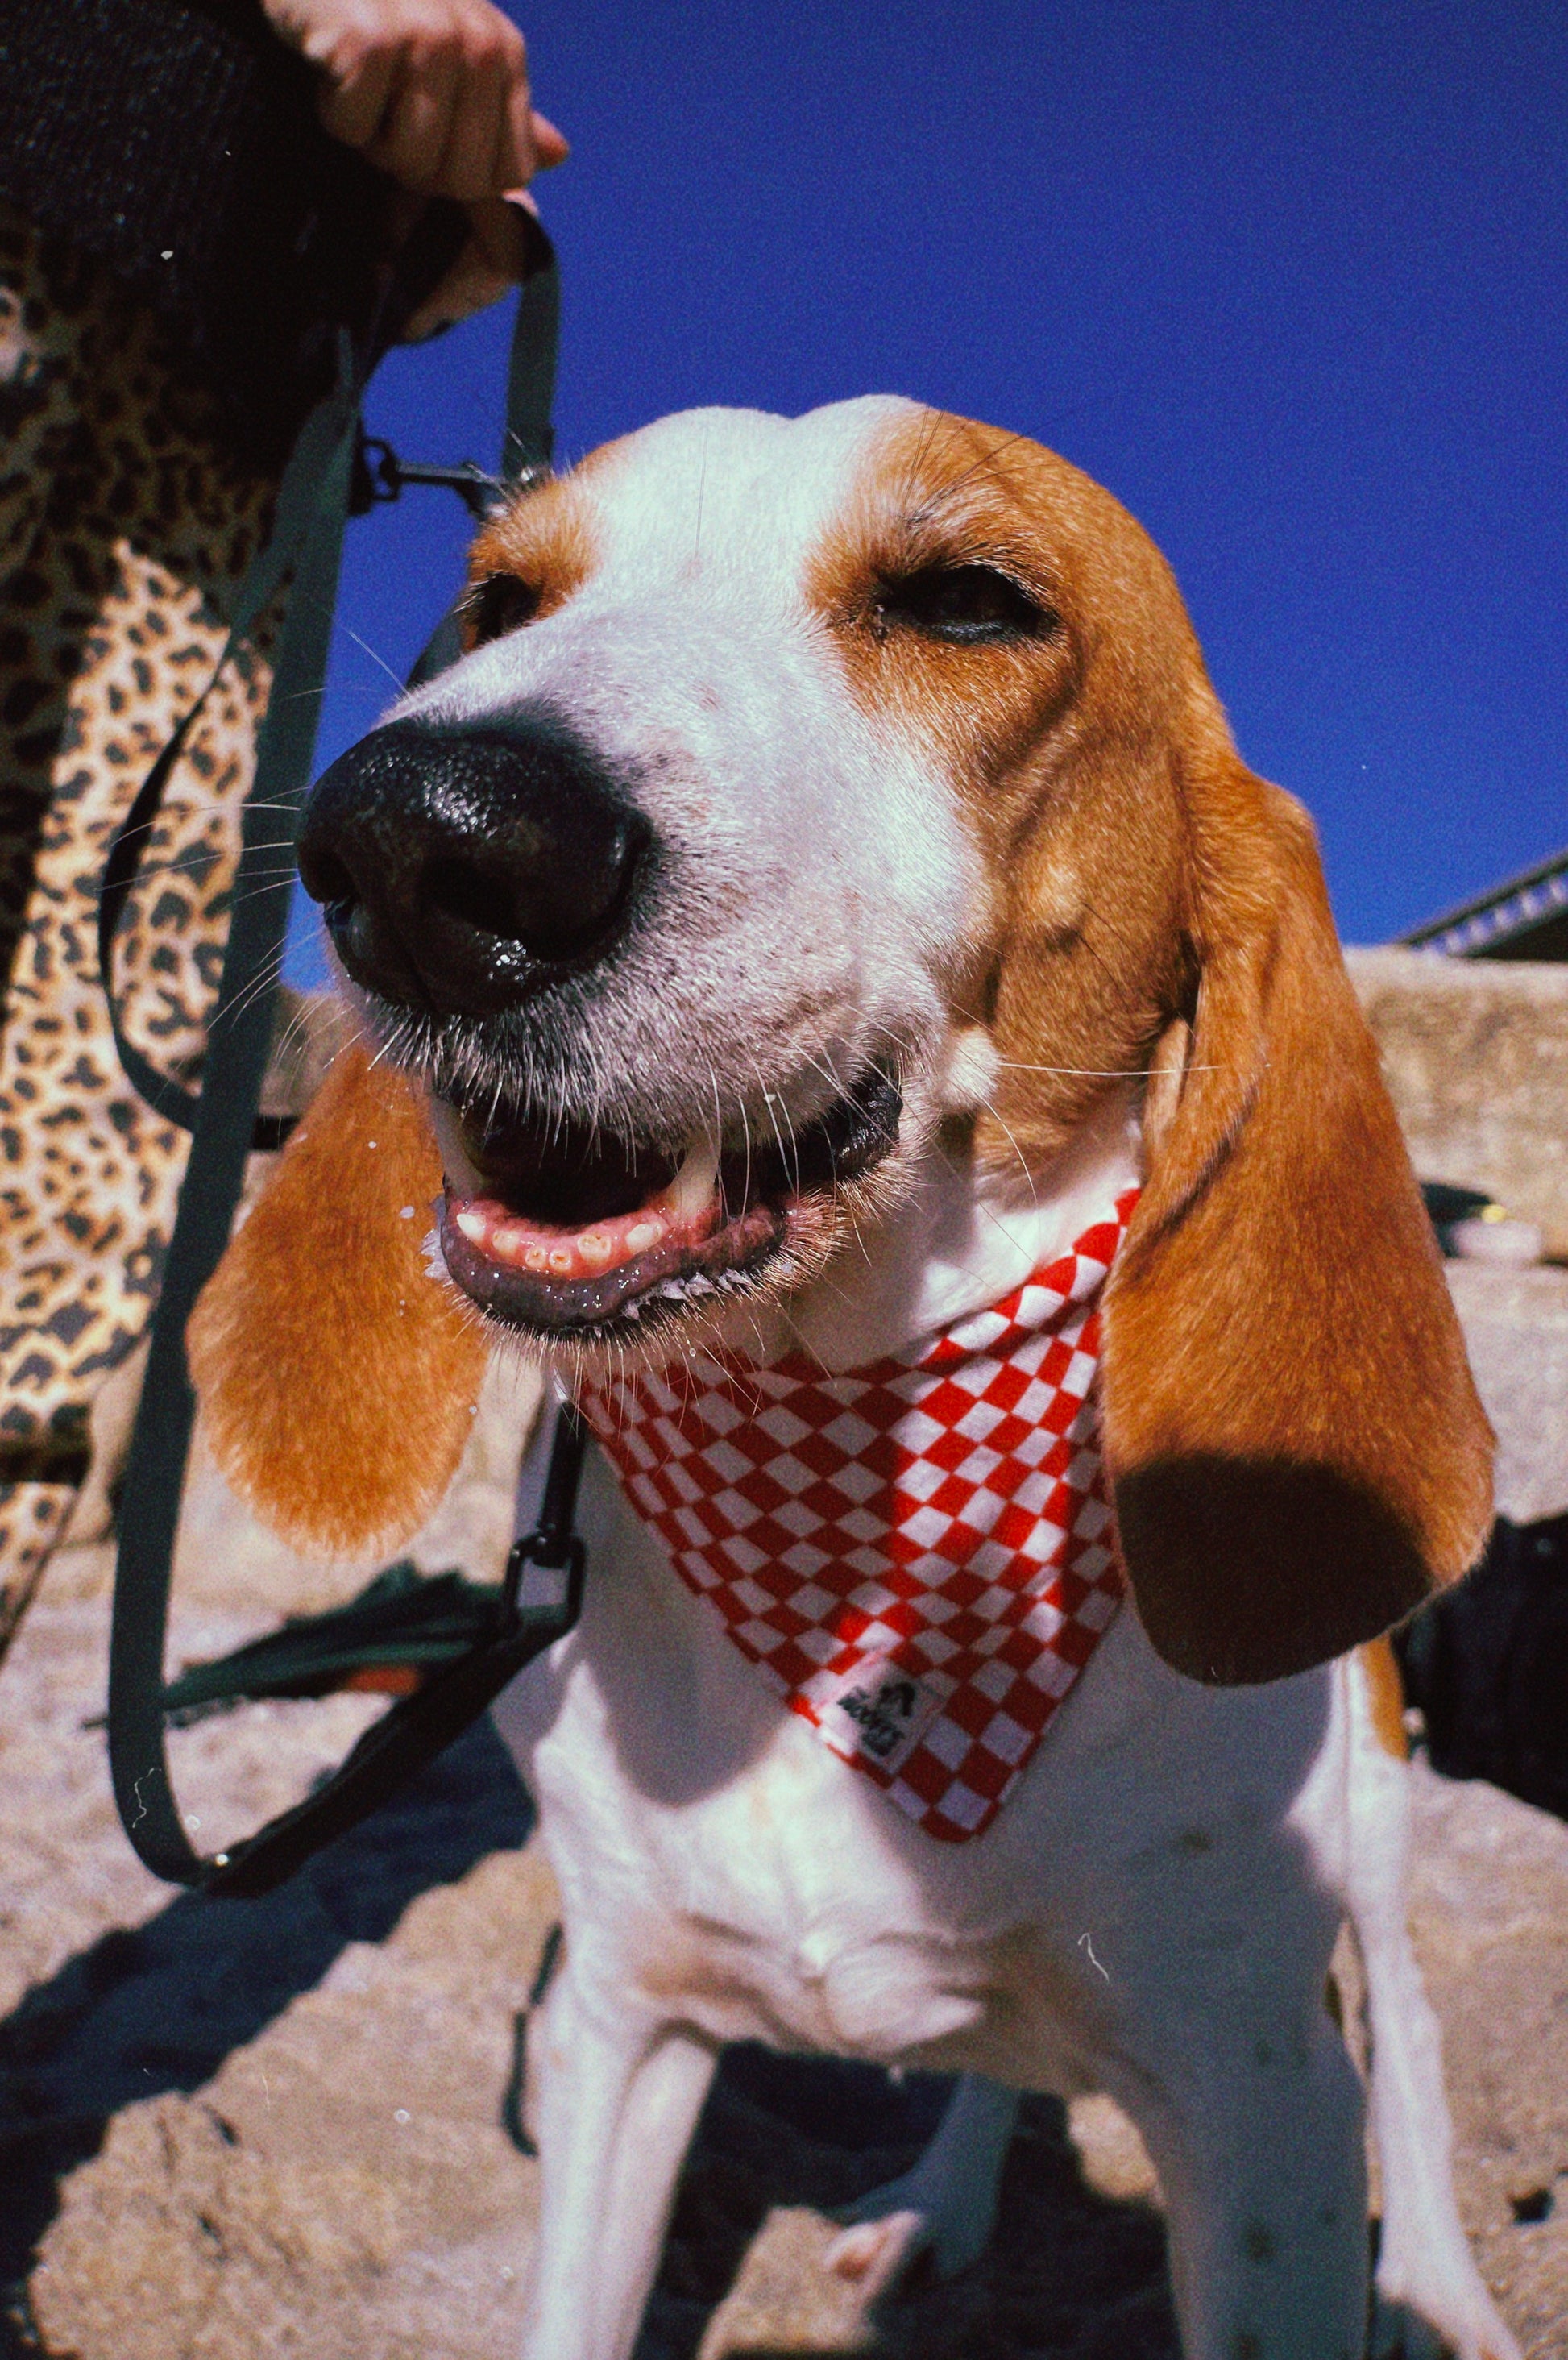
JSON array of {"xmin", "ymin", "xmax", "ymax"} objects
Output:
[{"xmin": 435, "ymin": 1065, "xmax": 902, "ymax": 1336}]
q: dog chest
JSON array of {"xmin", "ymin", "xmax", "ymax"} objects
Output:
[
  {"xmin": 496, "ymin": 1456, "xmax": 1357, "ymax": 2068},
  {"xmin": 494, "ymin": 1475, "xmax": 1343, "ymax": 2081}
]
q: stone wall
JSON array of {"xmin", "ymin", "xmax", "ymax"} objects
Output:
[{"xmin": 1347, "ymin": 948, "xmax": 1568, "ymax": 1258}]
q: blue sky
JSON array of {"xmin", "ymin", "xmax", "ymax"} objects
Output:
[{"xmin": 287, "ymin": 0, "xmax": 1566, "ymax": 985}]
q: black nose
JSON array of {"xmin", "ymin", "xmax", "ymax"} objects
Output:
[{"xmin": 297, "ymin": 718, "xmax": 648, "ymax": 1014}]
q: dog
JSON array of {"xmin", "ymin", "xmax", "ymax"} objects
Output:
[{"xmin": 188, "ymin": 398, "xmax": 1520, "ymax": 2360}]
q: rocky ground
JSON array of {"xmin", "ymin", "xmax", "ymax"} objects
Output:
[{"xmin": 2, "ymin": 1360, "xmax": 1565, "ymax": 2360}]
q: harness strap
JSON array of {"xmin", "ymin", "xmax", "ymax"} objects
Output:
[
  {"xmin": 407, "ymin": 246, "xmax": 554, "ymax": 688},
  {"xmin": 106, "ymin": 229, "xmax": 568, "ymax": 1893}
]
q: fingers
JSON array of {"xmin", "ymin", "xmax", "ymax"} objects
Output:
[
  {"xmin": 314, "ymin": 31, "xmax": 400, "ymax": 150},
  {"xmin": 368, "ymin": 34, "xmax": 467, "ymax": 192},
  {"xmin": 265, "ymin": 0, "xmax": 563, "ymax": 204},
  {"xmin": 400, "ymin": 219, "xmax": 515, "ymax": 339},
  {"xmin": 463, "ymin": 192, "xmax": 533, "ymax": 276},
  {"xmin": 528, "ymin": 110, "xmax": 570, "ymax": 171},
  {"xmin": 400, "ymin": 193, "xmax": 545, "ymax": 337},
  {"xmin": 437, "ymin": 42, "xmax": 511, "ymax": 204}
]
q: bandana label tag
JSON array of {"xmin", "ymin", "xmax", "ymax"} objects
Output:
[{"xmin": 813, "ymin": 1655, "xmax": 944, "ymax": 1773}]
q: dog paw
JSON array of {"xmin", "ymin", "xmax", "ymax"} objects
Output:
[
  {"xmin": 695, "ymin": 2205, "xmax": 923, "ymax": 2358},
  {"xmin": 833, "ymin": 2170, "xmax": 993, "ymax": 2283},
  {"xmin": 832, "ymin": 2078, "xmax": 1018, "ymax": 2282},
  {"xmin": 823, "ymin": 2211, "xmax": 927, "ymax": 2298}
]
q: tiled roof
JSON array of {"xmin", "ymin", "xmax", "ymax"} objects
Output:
[{"xmin": 1399, "ymin": 846, "xmax": 1568, "ymax": 960}]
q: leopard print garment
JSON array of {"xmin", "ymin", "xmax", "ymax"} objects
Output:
[{"xmin": 0, "ymin": 202, "xmax": 289, "ymax": 1647}]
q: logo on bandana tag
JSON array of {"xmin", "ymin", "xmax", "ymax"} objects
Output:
[{"xmin": 814, "ymin": 1656, "xmax": 943, "ymax": 1775}]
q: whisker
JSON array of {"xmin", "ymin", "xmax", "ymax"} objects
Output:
[
  {"xmin": 936, "ymin": 1129, "xmax": 1035, "ymax": 1258},
  {"xmin": 693, "ymin": 418, "xmax": 709, "ymax": 567},
  {"xmin": 753, "ymin": 1060, "xmax": 800, "ymax": 1199},
  {"xmin": 208, "ymin": 949, "xmax": 287, "ymax": 1035},
  {"xmin": 993, "ymin": 1057, "xmax": 1226, "ymax": 1078},
  {"xmin": 845, "ymin": 1199, "xmax": 874, "ymax": 1268},
  {"xmin": 801, "ymin": 1046, "xmax": 848, "ymax": 1108},
  {"xmin": 973, "ymin": 1092, "xmax": 1039, "ymax": 1216},
  {"xmin": 696, "ymin": 1065, "xmax": 736, "ymax": 1229},
  {"xmin": 263, "ymin": 999, "xmax": 315, "ymax": 1068},
  {"xmin": 903, "ymin": 429, "xmax": 1035, "ymax": 532},
  {"xmin": 113, "ymin": 836, "xmax": 303, "ymax": 868},
  {"xmin": 341, "ymin": 624, "xmax": 409, "ymax": 694},
  {"xmin": 361, "ymin": 1023, "xmax": 403, "ymax": 1078},
  {"xmin": 210, "ymin": 877, "xmax": 316, "ymax": 908}
]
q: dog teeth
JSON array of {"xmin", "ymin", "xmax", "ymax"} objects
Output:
[
  {"xmin": 429, "ymin": 1099, "xmax": 487, "ymax": 1199},
  {"xmin": 662, "ymin": 1137, "xmax": 720, "ymax": 1224},
  {"xmin": 448, "ymin": 1196, "xmax": 676, "ymax": 1283}
]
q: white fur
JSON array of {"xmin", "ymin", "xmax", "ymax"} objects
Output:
[
  {"xmin": 495, "ymin": 1460, "xmax": 1516, "ymax": 2359},
  {"xmin": 367, "ymin": 401, "xmax": 1512, "ymax": 2358}
]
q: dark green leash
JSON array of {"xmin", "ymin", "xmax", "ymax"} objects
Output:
[
  {"xmin": 195, "ymin": 1407, "xmax": 585, "ymax": 1899},
  {"xmin": 104, "ymin": 225, "xmax": 587, "ymax": 1897}
]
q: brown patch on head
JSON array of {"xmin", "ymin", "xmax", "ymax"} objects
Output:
[
  {"xmin": 187, "ymin": 1041, "xmax": 489, "ymax": 1560},
  {"xmin": 806, "ymin": 407, "xmax": 1199, "ymax": 1168},
  {"xmin": 463, "ymin": 471, "xmax": 599, "ymax": 650},
  {"xmin": 811, "ymin": 402, "xmax": 1492, "ymax": 1681}
]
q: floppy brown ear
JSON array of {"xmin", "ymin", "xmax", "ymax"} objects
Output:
[
  {"xmin": 187, "ymin": 1040, "xmax": 489, "ymax": 1560},
  {"xmin": 1101, "ymin": 745, "xmax": 1492, "ymax": 1684}
]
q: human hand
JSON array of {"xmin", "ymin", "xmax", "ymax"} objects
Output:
[
  {"xmin": 395, "ymin": 188, "xmax": 543, "ymax": 339},
  {"xmin": 261, "ymin": 0, "xmax": 567, "ymax": 204}
]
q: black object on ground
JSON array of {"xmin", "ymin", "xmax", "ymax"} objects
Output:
[
  {"xmin": 1397, "ymin": 1510, "xmax": 1568, "ymax": 1823},
  {"xmin": 1420, "ymin": 1180, "xmax": 1510, "ymax": 1256},
  {"xmin": 155, "ymin": 1561, "xmax": 505, "ymax": 1722}
]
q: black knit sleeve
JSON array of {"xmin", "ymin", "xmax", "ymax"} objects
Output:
[{"xmin": 0, "ymin": 0, "xmax": 396, "ymax": 461}]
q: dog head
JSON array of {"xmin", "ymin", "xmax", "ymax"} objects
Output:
[{"xmin": 189, "ymin": 397, "xmax": 1491, "ymax": 1677}]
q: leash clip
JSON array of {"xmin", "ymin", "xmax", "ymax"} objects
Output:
[
  {"xmin": 500, "ymin": 1523, "xmax": 587, "ymax": 1639},
  {"xmin": 350, "ymin": 430, "xmax": 549, "ymax": 522},
  {"xmin": 498, "ymin": 1398, "xmax": 591, "ymax": 1643}
]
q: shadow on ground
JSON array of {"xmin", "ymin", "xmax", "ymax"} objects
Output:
[
  {"xmin": 0, "ymin": 1719, "xmax": 533, "ymax": 2357},
  {"xmin": 640, "ymin": 2055, "xmax": 1176, "ymax": 2360}
]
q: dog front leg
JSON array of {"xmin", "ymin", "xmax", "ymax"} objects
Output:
[
  {"xmin": 1103, "ymin": 1917, "xmax": 1369, "ymax": 2360},
  {"xmin": 1342, "ymin": 1661, "xmax": 1521, "ymax": 2360},
  {"xmin": 1140, "ymin": 2021, "xmax": 1369, "ymax": 2360},
  {"xmin": 521, "ymin": 1968, "xmax": 717, "ymax": 2360}
]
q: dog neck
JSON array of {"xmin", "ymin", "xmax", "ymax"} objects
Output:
[{"xmin": 735, "ymin": 1083, "xmax": 1142, "ymax": 1374}]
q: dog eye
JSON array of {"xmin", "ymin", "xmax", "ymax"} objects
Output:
[
  {"xmin": 873, "ymin": 564, "xmax": 1055, "ymax": 646},
  {"xmin": 467, "ymin": 575, "xmax": 542, "ymax": 643}
]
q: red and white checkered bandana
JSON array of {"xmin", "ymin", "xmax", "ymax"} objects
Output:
[{"xmin": 579, "ymin": 1188, "xmax": 1139, "ymax": 1842}]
